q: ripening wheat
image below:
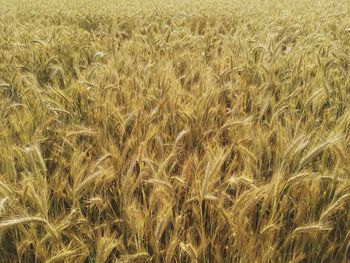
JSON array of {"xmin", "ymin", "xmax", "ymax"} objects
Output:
[{"xmin": 0, "ymin": 0, "xmax": 350, "ymax": 262}]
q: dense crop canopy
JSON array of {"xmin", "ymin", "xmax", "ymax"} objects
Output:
[{"xmin": 0, "ymin": 0, "xmax": 350, "ymax": 262}]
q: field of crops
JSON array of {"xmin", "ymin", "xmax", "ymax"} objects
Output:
[{"xmin": 1, "ymin": 0, "xmax": 350, "ymax": 262}]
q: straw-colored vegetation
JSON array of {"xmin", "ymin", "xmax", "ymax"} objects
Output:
[{"xmin": 1, "ymin": 0, "xmax": 350, "ymax": 262}]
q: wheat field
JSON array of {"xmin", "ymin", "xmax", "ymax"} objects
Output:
[{"xmin": 0, "ymin": 0, "xmax": 350, "ymax": 262}]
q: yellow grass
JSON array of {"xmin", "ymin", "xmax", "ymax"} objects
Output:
[{"xmin": 0, "ymin": 0, "xmax": 350, "ymax": 262}]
